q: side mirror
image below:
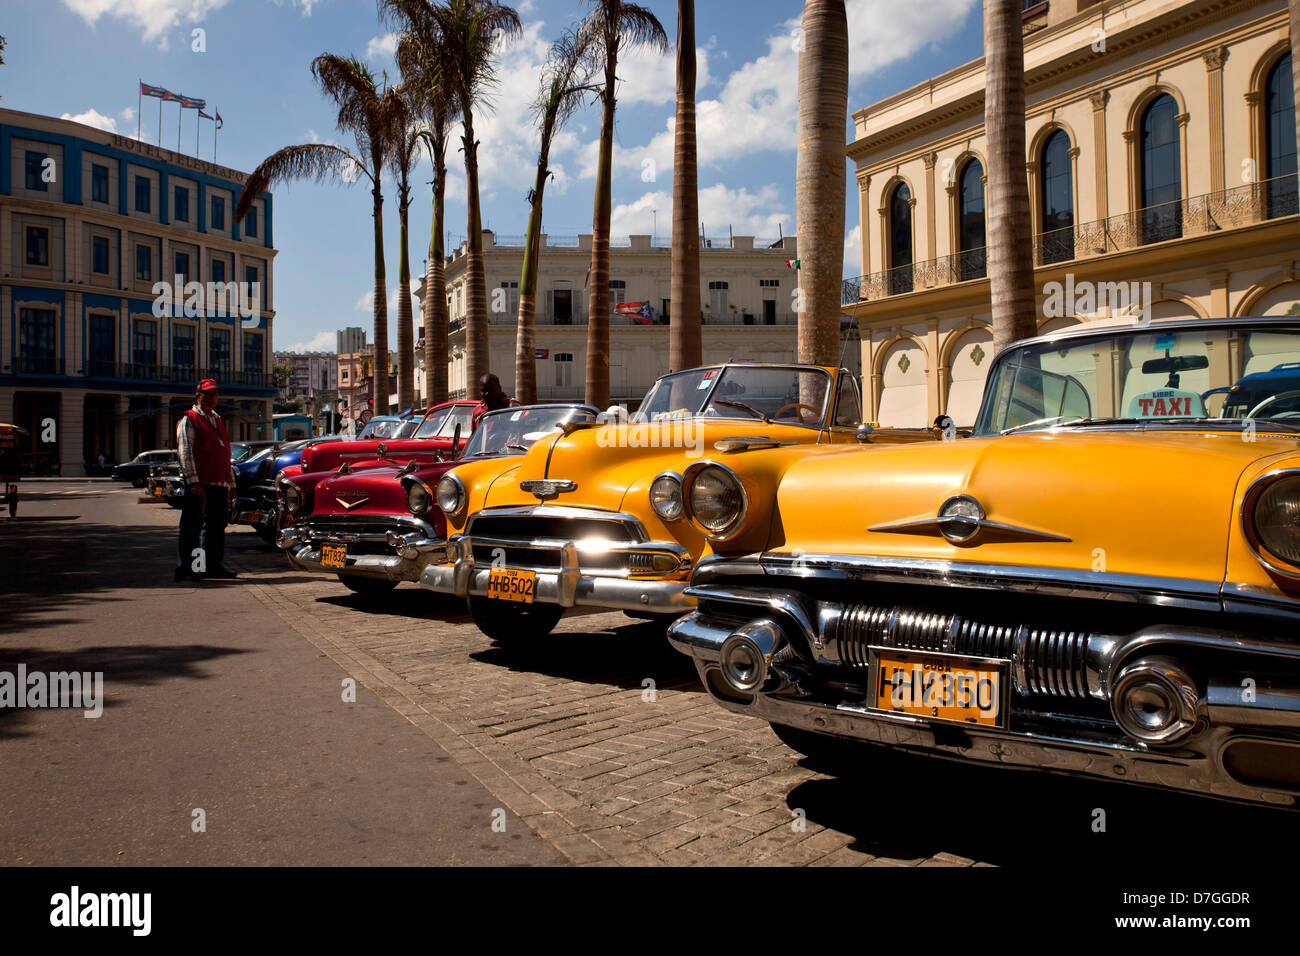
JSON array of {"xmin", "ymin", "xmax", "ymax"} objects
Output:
[{"xmin": 855, "ymin": 423, "xmax": 875, "ymax": 444}]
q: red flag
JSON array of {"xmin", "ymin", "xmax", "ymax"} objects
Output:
[{"xmin": 140, "ymin": 82, "xmax": 171, "ymax": 99}]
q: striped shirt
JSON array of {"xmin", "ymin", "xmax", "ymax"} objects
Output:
[{"xmin": 176, "ymin": 405, "xmax": 235, "ymax": 488}]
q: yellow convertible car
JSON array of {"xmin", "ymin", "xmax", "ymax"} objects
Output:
[
  {"xmin": 669, "ymin": 317, "xmax": 1300, "ymax": 808},
  {"xmin": 421, "ymin": 363, "xmax": 938, "ymax": 642}
]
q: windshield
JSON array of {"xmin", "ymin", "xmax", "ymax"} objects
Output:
[
  {"xmin": 461, "ymin": 406, "xmax": 596, "ymax": 458},
  {"xmin": 244, "ymin": 446, "xmax": 276, "ymax": 463},
  {"xmin": 359, "ymin": 418, "xmax": 405, "ymax": 440},
  {"xmin": 231, "ymin": 443, "xmax": 250, "ymax": 461},
  {"xmin": 415, "ymin": 405, "xmax": 474, "ymax": 440},
  {"xmin": 631, "ymin": 366, "xmax": 832, "ymax": 426},
  {"xmin": 974, "ymin": 323, "xmax": 1300, "ymax": 436}
]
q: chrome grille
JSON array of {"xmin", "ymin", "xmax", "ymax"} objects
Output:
[
  {"xmin": 468, "ymin": 514, "xmax": 640, "ymax": 543},
  {"xmin": 824, "ymin": 601, "xmax": 1093, "ymax": 700}
]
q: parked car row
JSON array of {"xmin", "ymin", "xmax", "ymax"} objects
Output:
[{"xmin": 265, "ymin": 316, "xmax": 1300, "ymax": 811}]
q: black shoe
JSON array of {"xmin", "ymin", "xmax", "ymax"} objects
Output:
[
  {"xmin": 205, "ymin": 566, "xmax": 238, "ymax": 579},
  {"xmin": 173, "ymin": 567, "xmax": 203, "ymax": 583}
]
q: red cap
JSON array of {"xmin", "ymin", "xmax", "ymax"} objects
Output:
[{"xmin": 198, "ymin": 378, "xmax": 219, "ymax": 392}]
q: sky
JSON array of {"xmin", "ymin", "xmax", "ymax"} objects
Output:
[{"xmin": 2, "ymin": 0, "xmax": 986, "ymax": 352}]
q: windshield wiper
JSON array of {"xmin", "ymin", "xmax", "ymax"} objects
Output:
[{"xmin": 710, "ymin": 400, "xmax": 771, "ymax": 423}]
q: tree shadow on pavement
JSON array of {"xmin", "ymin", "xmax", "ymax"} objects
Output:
[
  {"xmin": 0, "ymin": 643, "xmax": 249, "ymax": 740},
  {"xmin": 782, "ymin": 745, "xmax": 1300, "ymax": 867}
]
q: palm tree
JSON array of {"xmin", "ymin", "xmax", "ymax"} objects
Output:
[
  {"xmin": 387, "ymin": 0, "xmax": 520, "ymax": 399},
  {"xmin": 794, "ymin": 0, "xmax": 848, "ymax": 369},
  {"xmin": 515, "ymin": 27, "xmax": 599, "ymax": 404},
  {"xmin": 384, "ymin": 10, "xmax": 460, "ymax": 406},
  {"xmin": 985, "ymin": 0, "xmax": 1037, "ymax": 352},
  {"xmin": 390, "ymin": 107, "xmax": 424, "ymax": 412},
  {"xmin": 669, "ymin": 0, "xmax": 701, "ymax": 372},
  {"xmin": 236, "ymin": 54, "xmax": 404, "ymax": 415},
  {"xmin": 585, "ymin": 0, "xmax": 668, "ymax": 409}
]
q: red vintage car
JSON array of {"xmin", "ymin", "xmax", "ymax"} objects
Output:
[
  {"xmin": 297, "ymin": 400, "xmax": 477, "ymax": 475},
  {"xmin": 277, "ymin": 403, "xmax": 599, "ymax": 596}
]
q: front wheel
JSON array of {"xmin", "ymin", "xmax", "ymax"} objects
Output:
[
  {"xmin": 338, "ymin": 575, "xmax": 398, "ymax": 597},
  {"xmin": 469, "ymin": 596, "xmax": 564, "ymax": 644},
  {"xmin": 254, "ymin": 523, "xmax": 278, "ymax": 545}
]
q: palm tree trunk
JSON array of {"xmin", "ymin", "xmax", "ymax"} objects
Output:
[
  {"xmin": 586, "ymin": 43, "xmax": 618, "ymax": 409},
  {"xmin": 516, "ymin": 150, "xmax": 550, "ymax": 405},
  {"xmin": 370, "ymin": 148, "xmax": 390, "ymax": 416},
  {"xmin": 670, "ymin": 0, "xmax": 701, "ymax": 371},
  {"xmin": 462, "ymin": 110, "xmax": 489, "ymax": 398},
  {"xmin": 795, "ymin": 0, "xmax": 848, "ymax": 370},
  {"xmin": 985, "ymin": 0, "xmax": 1037, "ymax": 353},
  {"xmin": 423, "ymin": 141, "xmax": 449, "ymax": 405},
  {"xmin": 396, "ymin": 177, "xmax": 415, "ymax": 412}
]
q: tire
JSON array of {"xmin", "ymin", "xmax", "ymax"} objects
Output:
[
  {"xmin": 338, "ymin": 575, "xmax": 398, "ymax": 597},
  {"xmin": 254, "ymin": 524, "xmax": 278, "ymax": 545},
  {"xmin": 769, "ymin": 722, "xmax": 874, "ymax": 778},
  {"xmin": 469, "ymin": 596, "xmax": 564, "ymax": 644},
  {"xmin": 132, "ymin": 478, "xmax": 145, "ymax": 488}
]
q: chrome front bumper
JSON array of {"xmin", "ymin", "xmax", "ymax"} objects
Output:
[
  {"xmin": 667, "ymin": 611, "xmax": 1300, "ymax": 809},
  {"xmin": 278, "ymin": 522, "xmax": 446, "ymax": 582},
  {"xmin": 418, "ymin": 533, "xmax": 693, "ymax": 613}
]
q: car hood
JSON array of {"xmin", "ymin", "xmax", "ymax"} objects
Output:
[
  {"xmin": 768, "ymin": 430, "xmax": 1300, "ymax": 584},
  {"xmin": 310, "ymin": 463, "xmax": 413, "ymax": 518},
  {"xmin": 481, "ymin": 420, "xmax": 836, "ymax": 514},
  {"xmin": 301, "ymin": 438, "xmax": 453, "ymax": 473}
]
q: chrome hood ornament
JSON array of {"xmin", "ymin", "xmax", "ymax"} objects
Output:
[
  {"xmin": 869, "ymin": 494, "xmax": 1071, "ymax": 545},
  {"xmin": 335, "ymin": 495, "xmax": 369, "ymax": 511},
  {"xmin": 520, "ymin": 479, "xmax": 577, "ymax": 502}
]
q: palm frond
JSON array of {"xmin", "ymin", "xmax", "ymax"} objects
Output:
[{"xmin": 234, "ymin": 142, "xmax": 367, "ymax": 221}]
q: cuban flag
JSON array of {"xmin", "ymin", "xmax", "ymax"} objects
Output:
[
  {"xmin": 614, "ymin": 301, "xmax": 655, "ymax": 325},
  {"xmin": 140, "ymin": 82, "xmax": 174, "ymax": 100},
  {"xmin": 179, "ymin": 95, "xmax": 207, "ymax": 110}
]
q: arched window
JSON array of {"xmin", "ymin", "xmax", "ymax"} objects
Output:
[
  {"xmin": 1040, "ymin": 130, "xmax": 1074, "ymax": 263},
  {"xmin": 888, "ymin": 183, "xmax": 913, "ymax": 294},
  {"xmin": 957, "ymin": 159, "xmax": 986, "ymax": 280},
  {"xmin": 1140, "ymin": 94, "xmax": 1182, "ymax": 242},
  {"xmin": 1265, "ymin": 54, "xmax": 1297, "ymax": 217}
]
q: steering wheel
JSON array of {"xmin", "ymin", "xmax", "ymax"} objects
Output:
[
  {"xmin": 1247, "ymin": 390, "xmax": 1300, "ymax": 419},
  {"xmin": 775, "ymin": 403, "xmax": 820, "ymax": 423}
]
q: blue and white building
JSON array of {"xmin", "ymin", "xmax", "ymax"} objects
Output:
[{"xmin": 0, "ymin": 107, "xmax": 276, "ymax": 475}]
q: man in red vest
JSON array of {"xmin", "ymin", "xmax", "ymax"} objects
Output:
[{"xmin": 175, "ymin": 379, "xmax": 237, "ymax": 581}]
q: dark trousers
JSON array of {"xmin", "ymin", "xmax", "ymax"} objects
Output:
[{"xmin": 177, "ymin": 484, "xmax": 228, "ymax": 573}]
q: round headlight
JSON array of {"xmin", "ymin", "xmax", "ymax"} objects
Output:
[
  {"xmin": 407, "ymin": 481, "xmax": 432, "ymax": 515},
  {"xmin": 1250, "ymin": 473, "xmax": 1300, "ymax": 568},
  {"xmin": 282, "ymin": 483, "xmax": 302, "ymax": 515},
  {"xmin": 436, "ymin": 474, "xmax": 465, "ymax": 517},
  {"xmin": 650, "ymin": 474, "xmax": 683, "ymax": 521},
  {"xmin": 688, "ymin": 465, "xmax": 745, "ymax": 536}
]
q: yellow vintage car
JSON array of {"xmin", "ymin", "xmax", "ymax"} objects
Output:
[
  {"xmin": 420, "ymin": 363, "xmax": 939, "ymax": 641},
  {"xmin": 669, "ymin": 317, "xmax": 1300, "ymax": 809}
]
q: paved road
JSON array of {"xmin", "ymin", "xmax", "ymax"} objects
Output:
[{"xmin": 4, "ymin": 480, "xmax": 1298, "ymax": 866}]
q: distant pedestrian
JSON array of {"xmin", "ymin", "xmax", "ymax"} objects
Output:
[
  {"xmin": 472, "ymin": 373, "xmax": 520, "ymax": 428},
  {"xmin": 175, "ymin": 379, "xmax": 237, "ymax": 582}
]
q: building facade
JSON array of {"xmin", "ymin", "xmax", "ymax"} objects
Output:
[
  {"xmin": 0, "ymin": 108, "xmax": 276, "ymax": 474},
  {"xmin": 844, "ymin": 0, "xmax": 1298, "ymax": 427},
  {"xmin": 336, "ymin": 326, "xmax": 365, "ymax": 355},
  {"xmin": 424, "ymin": 231, "xmax": 854, "ymax": 407},
  {"xmin": 274, "ymin": 348, "xmax": 336, "ymax": 422}
]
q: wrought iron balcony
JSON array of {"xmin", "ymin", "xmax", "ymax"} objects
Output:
[{"xmin": 842, "ymin": 174, "xmax": 1299, "ymax": 305}]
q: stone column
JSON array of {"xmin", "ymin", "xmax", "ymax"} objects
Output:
[
  {"xmin": 1090, "ymin": 90, "xmax": 1110, "ymax": 221},
  {"xmin": 1204, "ymin": 47, "xmax": 1228, "ymax": 194}
]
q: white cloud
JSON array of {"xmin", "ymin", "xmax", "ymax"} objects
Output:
[
  {"xmin": 597, "ymin": 0, "xmax": 978, "ymax": 180},
  {"xmin": 843, "ymin": 224, "xmax": 862, "ymax": 277},
  {"xmin": 609, "ymin": 183, "xmax": 790, "ymax": 241},
  {"xmin": 616, "ymin": 42, "xmax": 712, "ymax": 107},
  {"xmin": 287, "ymin": 330, "xmax": 336, "ymax": 352},
  {"xmin": 118, "ymin": 106, "xmax": 136, "ymax": 123},
  {"xmin": 60, "ymin": 108, "xmax": 119, "ymax": 133},
  {"xmin": 366, "ymin": 33, "xmax": 399, "ymax": 62},
  {"xmin": 61, "ymin": 0, "xmax": 230, "ymax": 43}
]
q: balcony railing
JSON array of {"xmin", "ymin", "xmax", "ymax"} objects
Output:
[
  {"xmin": 843, "ymin": 174, "xmax": 1299, "ymax": 305},
  {"xmin": 6, "ymin": 359, "xmax": 272, "ymax": 389},
  {"xmin": 450, "ymin": 311, "xmax": 797, "ymax": 331}
]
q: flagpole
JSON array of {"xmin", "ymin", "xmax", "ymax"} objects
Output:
[
  {"xmin": 137, "ymin": 81, "xmax": 142, "ymax": 141},
  {"xmin": 196, "ymin": 110, "xmax": 200, "ymax": 154},
  {"xmin": 158, "ymin": 96, "xmax": 163, "ymax": 146},
  {"xmin": 177, "ymin": 102, "xmax": 182, "ymax": 153},
  {"xmin": 214, "ymin": 112, "xmax": 219, "ymax": 164}
]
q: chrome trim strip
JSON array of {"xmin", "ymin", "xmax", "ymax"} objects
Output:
[
  {"xmin": 867, "ymin": 515, "xmax": 1071, "ymax": 543},
  {"xmin": 1221, "ymin": 582, "xmax": 1300, "ymax": 622},
  {"xmin": 756, "ymin": 552, "xmax": 1222, "ymax": 609},
  {"xmin": 465, "ymin": 505, "xmax": 649, "ymax": 542}
]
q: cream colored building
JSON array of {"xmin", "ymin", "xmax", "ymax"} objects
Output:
[
  {"xmin": 846, "ymin": 0, "xmax": 1298, "ymax": 428},
  {"xmin": 421, "ymin": 231, "xmax": 859, "ymax": 407}
]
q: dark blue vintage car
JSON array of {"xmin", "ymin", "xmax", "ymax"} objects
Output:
[{"xmin": 231, "ymin": 436, "xmax": 346, "ymax": 543}]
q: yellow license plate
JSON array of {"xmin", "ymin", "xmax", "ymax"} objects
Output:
[
  {"xmin": 320, "ymin": 544, "xmax": 347, "ymax": 569},
  {"xmin": 870, "ymin": 649, "xmax": 1006, "ymax": 727},
  {"xmin": 245, "ymin": 511, "xmax": 262, "ymax": 524},
  {"xmin": 153, "ymin": 487, "xmax": 163, "ymax": 496},
  {"xmin": 487, "ymin": 567, "xmax": 535, "ymax": 603}
]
